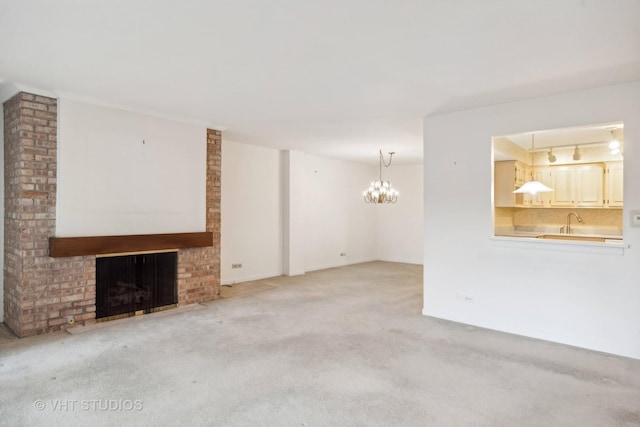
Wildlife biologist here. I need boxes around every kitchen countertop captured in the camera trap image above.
[495,231,623,244]
[502,231,622,239]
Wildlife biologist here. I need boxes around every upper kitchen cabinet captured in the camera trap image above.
[576,164,605,207]
[494,160,528,207]
[549,166,574,206]
[550,164,604,207]
[605,161,623,208]
[525,166,551,207]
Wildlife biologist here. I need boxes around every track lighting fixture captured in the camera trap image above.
[609,130,622,156]
[572,146,581,161]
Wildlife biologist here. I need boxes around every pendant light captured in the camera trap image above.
[513,134,554,195]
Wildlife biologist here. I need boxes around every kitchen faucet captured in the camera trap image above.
[565,212,583,234]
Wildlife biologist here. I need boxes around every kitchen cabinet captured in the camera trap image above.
[494,160,528,207]
[524,166,551,207]
[550,164,604,207]
[515,161,527,186]
[549,166,574,207]
[605,161,623,207]
[576,165,605,207]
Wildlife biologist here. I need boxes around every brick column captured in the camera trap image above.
[3,92,95,337]
[177,128,221,304]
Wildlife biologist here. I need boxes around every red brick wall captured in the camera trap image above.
[3,93,221,337]
[3,92,95,336]
[177,129,222,304]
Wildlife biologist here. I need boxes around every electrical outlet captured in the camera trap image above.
[456,293,474,303]
[340,252,347,257]
[231,263,242,269]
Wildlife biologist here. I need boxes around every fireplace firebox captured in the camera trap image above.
[96,252,178,319]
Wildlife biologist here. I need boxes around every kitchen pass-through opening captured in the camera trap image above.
[492,121,624,242]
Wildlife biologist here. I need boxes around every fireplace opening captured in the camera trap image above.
[96,252,178,320]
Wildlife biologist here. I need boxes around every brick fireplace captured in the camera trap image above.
[3,92,221,337]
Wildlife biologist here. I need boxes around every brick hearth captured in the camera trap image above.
[3,92,221,337]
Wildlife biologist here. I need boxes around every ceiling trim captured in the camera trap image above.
[0,81,57,104]
[1,79,226,131]
[55,89,227,131]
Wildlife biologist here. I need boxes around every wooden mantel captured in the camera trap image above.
[49,232,213,258]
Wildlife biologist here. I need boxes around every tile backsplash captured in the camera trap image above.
[496,207,623,236]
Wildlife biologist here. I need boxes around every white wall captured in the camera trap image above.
[423,81,640,359]
[376,164,423,264]
[282,150,306,276]
[220,145,385,282]
[57,99,206,236]
[303,153,377,271]
[221,141,283,284]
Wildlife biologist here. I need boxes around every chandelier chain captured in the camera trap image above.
[380,150,394,168]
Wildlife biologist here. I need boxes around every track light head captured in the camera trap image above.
[573,146,581,161]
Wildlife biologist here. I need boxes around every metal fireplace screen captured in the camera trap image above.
[96,252,177,319]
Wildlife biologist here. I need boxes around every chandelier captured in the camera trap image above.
[363,150,398,203]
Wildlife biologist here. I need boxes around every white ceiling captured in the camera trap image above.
[1,0,639,165]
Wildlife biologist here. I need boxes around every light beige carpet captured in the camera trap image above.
[1,261,639,427]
